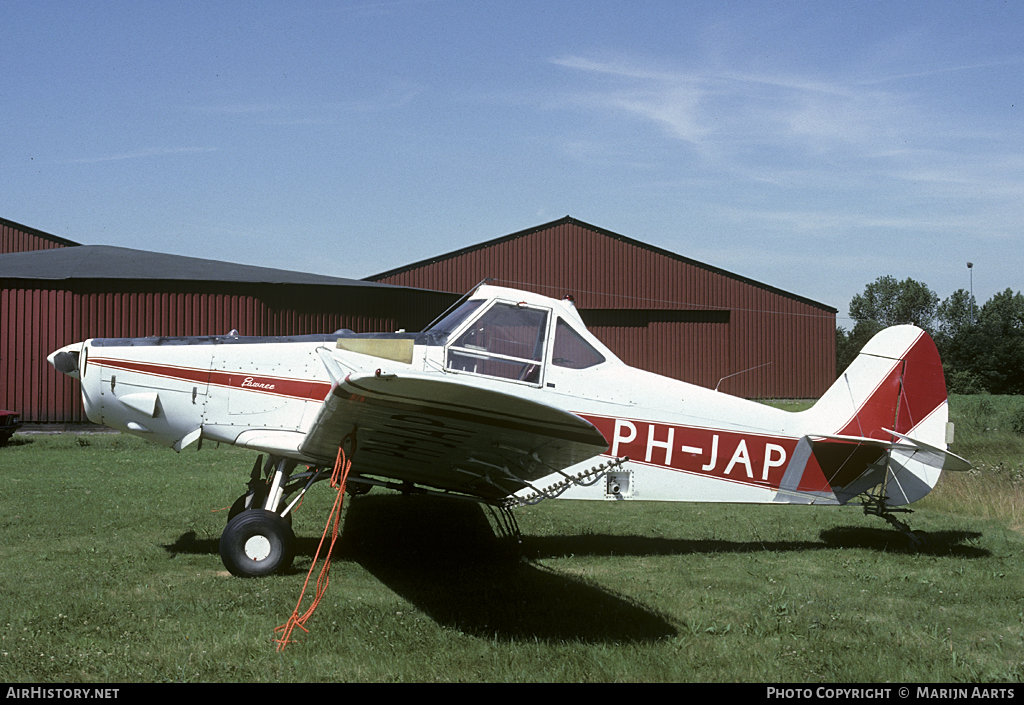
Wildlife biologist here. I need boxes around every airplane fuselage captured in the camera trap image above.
[49,285,956,509]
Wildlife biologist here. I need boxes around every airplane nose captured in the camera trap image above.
[48,343,83,379]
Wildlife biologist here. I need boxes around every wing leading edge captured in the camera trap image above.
[299,370,610,501]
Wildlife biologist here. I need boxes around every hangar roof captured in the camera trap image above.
[0,244,406,289]
[369,216,836,313]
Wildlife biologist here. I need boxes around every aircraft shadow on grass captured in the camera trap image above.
[527,526,989,560]
[163,494,988,643]
[333,494,678,644]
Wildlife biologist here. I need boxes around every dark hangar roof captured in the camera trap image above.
[369,215,837,313]
[0,244,407,289]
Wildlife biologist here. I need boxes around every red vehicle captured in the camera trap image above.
[0,410,22,445]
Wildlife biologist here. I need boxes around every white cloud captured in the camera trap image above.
[551,53,934,161]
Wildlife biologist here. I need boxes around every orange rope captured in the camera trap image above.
[273,440,353,651]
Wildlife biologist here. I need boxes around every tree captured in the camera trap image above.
[972,288,1024,394]
[935,288,977,343]
[934,288,983,394]
[848,275,939,332]
[933,288,978,393]
[838,275,938,376]
[839,277,1024,394]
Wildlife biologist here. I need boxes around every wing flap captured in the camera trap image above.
[299,371,609,501]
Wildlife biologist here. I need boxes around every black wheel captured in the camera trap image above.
[219,509,296,577]
[908,529,931,550]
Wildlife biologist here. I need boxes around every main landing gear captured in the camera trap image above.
[220,454,328,577]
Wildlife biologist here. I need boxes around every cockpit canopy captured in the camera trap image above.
[425,289,610,387]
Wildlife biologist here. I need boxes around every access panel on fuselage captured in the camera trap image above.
[208,342,330,432]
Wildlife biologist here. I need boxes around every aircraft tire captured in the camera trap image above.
[220,509,296,578]
[908,529,931,551]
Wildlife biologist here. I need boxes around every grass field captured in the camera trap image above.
[1,396,1023,682]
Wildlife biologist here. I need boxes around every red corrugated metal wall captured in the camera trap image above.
[371,219,836,398]
[1,218,78,254]
[1,280,455,423]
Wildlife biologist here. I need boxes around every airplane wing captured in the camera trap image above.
[298,369,610,502]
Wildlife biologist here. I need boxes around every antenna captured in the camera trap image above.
[715,362,772,392]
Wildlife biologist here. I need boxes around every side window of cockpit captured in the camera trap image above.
[446,303,549,383]
[552,318,606,369]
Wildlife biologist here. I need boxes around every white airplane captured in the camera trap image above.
[48,284,970,577]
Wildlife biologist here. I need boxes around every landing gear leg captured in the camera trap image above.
[227,455,269,521]
[227,455,300,522]
[262,457,298,514]
[862,491,930,550]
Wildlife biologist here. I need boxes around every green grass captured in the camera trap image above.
[1,398,1023,683]
[925,395,1024,533]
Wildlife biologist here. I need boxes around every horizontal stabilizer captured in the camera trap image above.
[808,431,971,472]
[885,429,972,472]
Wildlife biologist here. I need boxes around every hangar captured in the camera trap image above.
[1,217,456,424]
[370,216,837,399]
[2,215,836,425]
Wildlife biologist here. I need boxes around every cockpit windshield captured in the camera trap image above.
[445,301,549,384]
[424,299,485,337]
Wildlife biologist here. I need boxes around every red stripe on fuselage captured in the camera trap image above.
[91,357,212,386]
[579,413,811,491]
[91,357,332,401]
[577,333,948,497]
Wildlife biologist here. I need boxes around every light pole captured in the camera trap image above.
[967,262,974,323]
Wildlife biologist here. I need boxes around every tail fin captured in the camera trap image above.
[786,325,968,506]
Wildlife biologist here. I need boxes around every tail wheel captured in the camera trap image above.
[220,509,295,577]
[908,529,932,550]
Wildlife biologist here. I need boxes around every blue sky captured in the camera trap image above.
[4,0,1021,322]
